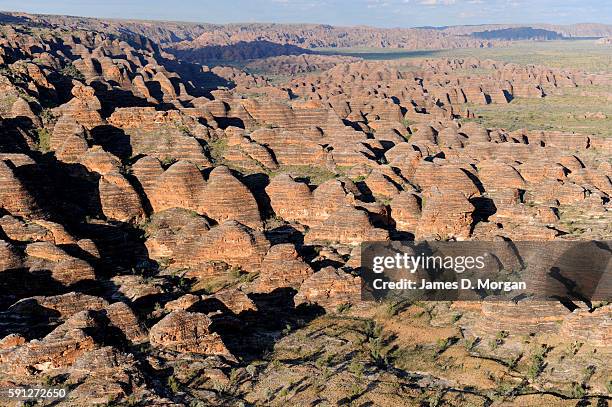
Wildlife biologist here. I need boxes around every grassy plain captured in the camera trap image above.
[463,85,612,137]
[319,40,612,72]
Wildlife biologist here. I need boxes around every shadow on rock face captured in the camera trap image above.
[0,296,62,339]
[90,80,152,117]
[90,125,132,160]
[167,40,313,65]
[0,117,36,153]
[209,287,325,363]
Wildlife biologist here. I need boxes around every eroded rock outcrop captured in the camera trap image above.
[149,311,232,356]
[255,244,314,293]
[294,267,361,311]
[304,206,389,245]
[0,160,39,218]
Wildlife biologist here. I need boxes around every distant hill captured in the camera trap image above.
[0,11,610,60]
[440,23,612,38]
[0,11,494,52]
[471,27,564,41]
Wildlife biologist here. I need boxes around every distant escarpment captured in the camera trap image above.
[168,40,314,63]
[471,27,564,41]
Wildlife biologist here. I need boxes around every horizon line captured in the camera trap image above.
[1,9,609,31]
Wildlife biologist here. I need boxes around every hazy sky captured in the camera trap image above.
[2,0,611,27]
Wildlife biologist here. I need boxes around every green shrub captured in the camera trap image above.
[464,337,478,351]
[167,375,181,394]
[451,313,462,323]
[160,157,177,168]
[507,353,522,370]
[336,302,352,313]
[35,128,51,152]
[527,345,548,380]
[385,299,411,317]
[436,337,454,354]
[60,63,85,81]
[40,108,56,125]
[348,359,364,376]
[570,382,586,399]
[206,137,228,163]
[401,118,412,128]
